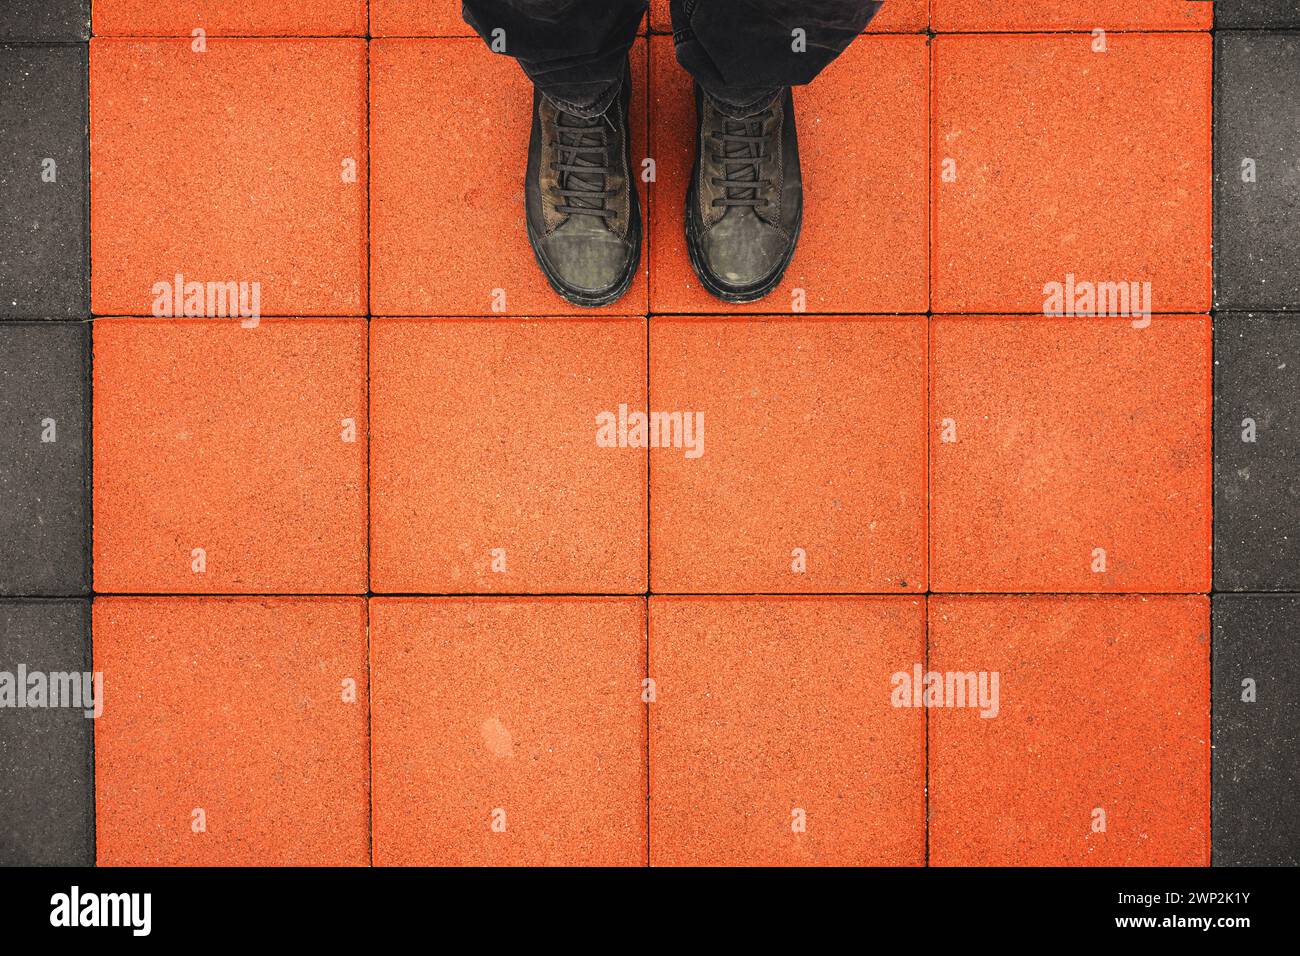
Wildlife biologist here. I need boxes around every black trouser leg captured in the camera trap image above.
[669,0,882,114]
[461,0,647,116]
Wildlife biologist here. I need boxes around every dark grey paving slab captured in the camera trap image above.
[1217,1,1300,28]
[0,599,94,866]
[0,1,88,41]
[1213,594,1300,866]
[1214,32,1300,311]
[0,322,90,596]
[1214,314,1300,591]
[0,44,88,319]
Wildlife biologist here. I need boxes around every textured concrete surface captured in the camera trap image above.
[650,35,928,314]
[930,316,1212,593]
[370,597,645,866]
[93,597,369,866]
[0,599,94,866]
[1214,31,1300,310]
[89,38,367,316]
[0,0,88,40]
[649,317,926,593]
[649,596,925,866]
[1215,0,1300,28]
[92,318,367,594]
[374,2,650,37]
[929,595,1210,866]
[370,37,648,316]
[369,319,647,594]
[1214,314,1300,591]
[932,33,1212,313]
[0,45,88,319]
[93,0,367,35]
[0,323,89,596]
[933,0,1211,30]
[370,0,473,36]
[1212,594,1300,866]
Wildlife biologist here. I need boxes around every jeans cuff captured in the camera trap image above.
[701,84,783,118]
[541,70,624,119]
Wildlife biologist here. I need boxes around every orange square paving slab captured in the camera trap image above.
[649,0,927,33]
[931,33,1211,314]
[928,595,1210,867]
[370,319,647,594]
[372,2,648,37]
[90,38,367,316]
[650,34,927,314]
[649,596,925,866]
[929,316,1211,593]
[649,317,926,593]
[92,1,367,35]
[371,597,646,866]
[370,38,648,316]
[370,0,471,35]
[93,318,367,594]
[932,1,1212,31]
[93,596,370,866]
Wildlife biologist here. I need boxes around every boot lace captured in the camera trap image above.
[710,108,774,209]
[551,109,616,219]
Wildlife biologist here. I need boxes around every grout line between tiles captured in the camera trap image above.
[643,38,652,869]
[68,310,1253,320]
[77,591,1226,599]
[75,29,1245,41]
[1206,8,1214,860]
[1204,629,1215,853]
[364,32,375,870]
[1207,15,1216,866]
[924,594,930,866]
[925,20,933,867]
[644,597,651,868]
[20,592,1288,602]
[81,30,96,869]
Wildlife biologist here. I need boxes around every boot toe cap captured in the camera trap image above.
[697,218,793,291]
[535,226,637,302]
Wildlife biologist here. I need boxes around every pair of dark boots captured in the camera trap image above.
[525,64,801,306]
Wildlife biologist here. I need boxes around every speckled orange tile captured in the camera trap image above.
[370,0,468,35]
[94,596,369,866]
[932,33,1211,313]
[649,317,926,593]
[932,0,1212,30]
[370,319,646,594]
[649,596,925,866]
[93,318,367,594]
[930,316,1211,593]
[372,1,648,37]
[370,38,648,315]
[649,34,927,314]
[371,597,645,866]
[649,0,927,33]
[90,38,367,316]
[928,595,1210,867]
[92,0,367,35]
